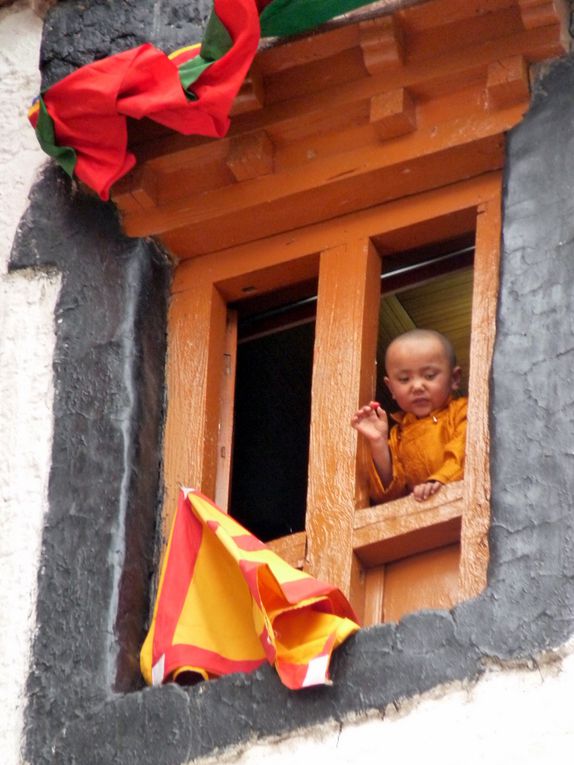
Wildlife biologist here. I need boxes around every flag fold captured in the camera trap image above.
[141,488,359,690]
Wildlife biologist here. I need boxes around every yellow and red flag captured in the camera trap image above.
[141,488,359,690]
[29,0,376,200]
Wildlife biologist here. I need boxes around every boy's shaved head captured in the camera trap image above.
[385,329,457,371]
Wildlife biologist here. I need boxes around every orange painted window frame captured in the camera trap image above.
[162,170,501,624]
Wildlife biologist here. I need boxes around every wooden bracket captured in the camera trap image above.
[231,63,265,116]
[359,16,405,75]
[114,164,159,211]
[370,88,417,141]
[485,55,530,110]
[226,130,274,182]
[518,0,570,29]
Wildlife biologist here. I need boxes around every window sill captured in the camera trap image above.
[267,480,463,575]
[353,480,464,566]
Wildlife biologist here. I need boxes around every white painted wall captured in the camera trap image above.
[0,2,60,763]
[206,642,574,765]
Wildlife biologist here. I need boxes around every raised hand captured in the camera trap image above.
[351,401,389,444]
[351,401,393,488]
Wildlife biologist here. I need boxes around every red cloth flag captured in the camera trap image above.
[30,0,260,199]
[29,0,376,200]
[141,488,359,690]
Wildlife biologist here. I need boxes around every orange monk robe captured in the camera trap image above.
[370,397,467,503]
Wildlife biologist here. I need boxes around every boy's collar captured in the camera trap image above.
[391,395,454,426]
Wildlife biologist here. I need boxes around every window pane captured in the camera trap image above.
[230,320,315,542]
[375,243,474,411]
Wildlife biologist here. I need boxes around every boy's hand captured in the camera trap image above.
[412,480,443,502]
[351,402,389,443]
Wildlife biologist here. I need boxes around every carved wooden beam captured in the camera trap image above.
[485,55,530,110]
[359,15,405,75]
[370,87,417,141]
[230,63,265,116]
[112,165,159,212]
[226,130,274,182]
[518,0,570,29]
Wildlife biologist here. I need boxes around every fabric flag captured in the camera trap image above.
[141,488,359,690]
[29,0,377,200]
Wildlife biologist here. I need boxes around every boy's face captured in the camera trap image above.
[384,335,461,419]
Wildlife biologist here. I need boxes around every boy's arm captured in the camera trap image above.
[368,428,409,502]
[370,431,393,488]
[352,403,414,503]
[351,403,393,487]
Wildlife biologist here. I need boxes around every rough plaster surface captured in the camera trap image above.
[0,3,59,765]
[11,161,171,763]
[0,0,44,263]
[209,644,574,765]
[5,1,574,763]
[40,0,211,88]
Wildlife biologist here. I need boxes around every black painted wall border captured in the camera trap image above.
[12,3,574,763]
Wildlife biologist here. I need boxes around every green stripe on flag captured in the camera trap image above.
[178,55,213,93]
[260,0,375,38]
[35,97,77,178]
[201,8,234,61]
[178,9,234,93]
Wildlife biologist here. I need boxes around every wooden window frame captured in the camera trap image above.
[108,0,568,628]
[162,170,501,624]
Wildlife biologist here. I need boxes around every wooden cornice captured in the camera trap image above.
[112,0,570,259]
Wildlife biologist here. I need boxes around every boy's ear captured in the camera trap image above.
[384,376,395,398]
[451,366,462,391]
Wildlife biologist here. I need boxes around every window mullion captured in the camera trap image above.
[214,309,238,512]
[304,238,381,596]
[163,278,228,537]
[460,191,502,598]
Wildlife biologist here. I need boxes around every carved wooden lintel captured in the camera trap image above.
[359,16,405,76]
[226,130,274,182]
[518,0,569,29]
[128,165,159,210]
[370,88,416,141]
[231,63,265,116]
[485,55,530,111]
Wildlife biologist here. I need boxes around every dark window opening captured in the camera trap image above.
[230,300,316,542]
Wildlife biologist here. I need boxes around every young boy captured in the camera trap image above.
[351,329,467,503]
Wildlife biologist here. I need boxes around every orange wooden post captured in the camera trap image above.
[460,190,502,598]
[162,275,228,539]
[304,239,381,595]
[363,567,385,626]
[214,310,238,512]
